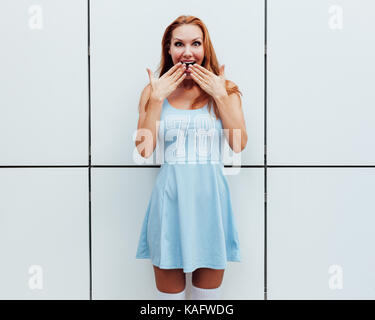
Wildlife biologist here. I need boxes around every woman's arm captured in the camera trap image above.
[214,81,248,153]
[135,84,164,158]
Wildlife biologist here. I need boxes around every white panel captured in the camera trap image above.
[91,168,263,299]
[268,0,375,164]
[0,0,88,165]
[268,168,375,299]
[90,0,263,166]
[91,168,157,300]
[0,169,90,299]
[225,168,264,299]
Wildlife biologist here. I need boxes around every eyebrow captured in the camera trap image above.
[173,37,202,41]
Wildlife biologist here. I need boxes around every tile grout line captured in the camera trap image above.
[87,0,93,301]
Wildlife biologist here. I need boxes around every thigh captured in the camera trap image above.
[153,265,186,293]
[192,268,225,289]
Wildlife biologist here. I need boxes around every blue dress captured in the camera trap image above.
[135,98,241,273]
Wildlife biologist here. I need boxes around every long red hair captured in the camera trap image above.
[146,15,242,120]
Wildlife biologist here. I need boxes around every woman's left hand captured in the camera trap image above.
[189,64,228,99]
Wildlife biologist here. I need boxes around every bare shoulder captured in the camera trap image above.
[225,79,242,108]
[226,79,237,89]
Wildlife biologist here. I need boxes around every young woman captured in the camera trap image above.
[135,15,248,300]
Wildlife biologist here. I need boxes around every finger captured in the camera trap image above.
[190,65,208,81]
[171,66,186,81]
[160,63,182,80]
[191,64,210,75]
[174,72,187,86]
[190,68,207,84]
[189,71,203,86]
[170,63,186,79]
[162,62,183,78]
[146,68,152,82]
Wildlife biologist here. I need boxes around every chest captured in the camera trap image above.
[168,91,207,110]
[162,113,220,132]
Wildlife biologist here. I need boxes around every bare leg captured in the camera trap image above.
[153,265,186,293]
[192,268,225,289]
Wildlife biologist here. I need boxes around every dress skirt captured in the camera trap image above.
[135,162,241,273]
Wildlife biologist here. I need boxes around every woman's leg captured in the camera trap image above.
[191,268,225,300]
[153,265,186,299]
[192,267,224,288]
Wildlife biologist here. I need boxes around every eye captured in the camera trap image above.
[174,41,201,47]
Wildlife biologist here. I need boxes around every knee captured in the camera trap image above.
[156,283,186,294]
[192,280,221,289]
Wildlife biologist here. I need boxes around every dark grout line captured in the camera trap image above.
[264,0,267,301]
[87,0,92,301]
[1,165,374,168]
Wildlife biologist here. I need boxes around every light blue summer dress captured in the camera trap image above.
[135,98,241,273]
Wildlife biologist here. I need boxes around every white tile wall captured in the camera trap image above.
[1,0,374,300]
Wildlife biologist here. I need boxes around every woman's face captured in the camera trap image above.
[168,24,205,78]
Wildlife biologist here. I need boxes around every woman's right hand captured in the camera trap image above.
[146,62,187,101]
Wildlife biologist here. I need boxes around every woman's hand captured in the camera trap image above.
[146,63,187,101]
[188,64,228,99]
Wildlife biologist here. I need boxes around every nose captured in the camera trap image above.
[183,45,194,56]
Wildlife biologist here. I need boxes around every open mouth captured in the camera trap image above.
[182,61,196,73]
[181,61,196,68]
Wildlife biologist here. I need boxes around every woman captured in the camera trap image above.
[135,15,248,300]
